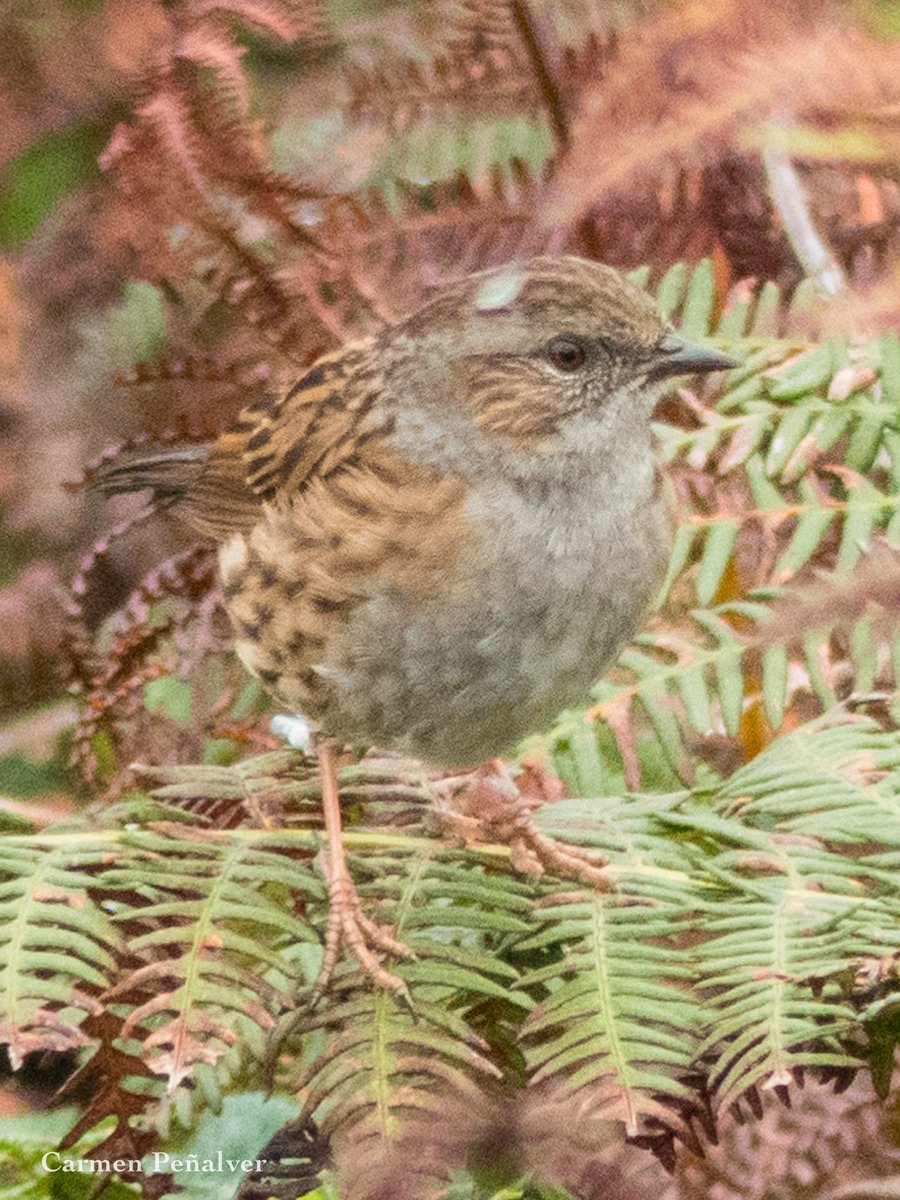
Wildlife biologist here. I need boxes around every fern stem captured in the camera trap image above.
[589,894,638,1134]
[686,491,900,528]
[3,827,510,857]
[510,0,570,151]
[1,827,695,881]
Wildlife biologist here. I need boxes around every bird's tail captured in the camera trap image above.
[92,444,211,502]
[90,436,259,539]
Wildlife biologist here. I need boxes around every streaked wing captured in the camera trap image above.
[183,337,385,537]
[213,339,471,724]
[238,339,386,501]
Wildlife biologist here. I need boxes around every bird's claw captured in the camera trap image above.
[437,759,612,891]
[310,862,412,1006]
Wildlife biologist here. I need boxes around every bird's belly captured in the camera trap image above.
[318,489,670,766]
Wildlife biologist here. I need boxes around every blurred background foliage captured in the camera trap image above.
[3,1,900,1197]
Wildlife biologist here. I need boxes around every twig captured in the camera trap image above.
[762,138,846,297]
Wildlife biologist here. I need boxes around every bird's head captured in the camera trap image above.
[391,255,736,464]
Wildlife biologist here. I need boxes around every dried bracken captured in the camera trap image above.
[3,1,900,1197]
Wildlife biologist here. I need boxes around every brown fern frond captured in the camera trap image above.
[0,563,66,716]
[69,543,221,790]
[547,4,900,229]
[65,504,172,699]
[445,0,523,59]
[140,70,306,258]
[109,355,266,400]
[345,49,536,130]
[99,0,339,374]
[190,0,329,44]
[57,1010,166,1193]
[343,0,611,137]
[675,1077,900,1199]
[341,0,533,128]
[187,83,329,249]
[310,162,553,323]
[176,24,251,116]
[137,74,210,198]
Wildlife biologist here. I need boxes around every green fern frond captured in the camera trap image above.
[518,891,704,1138]
[714,711,900,849]
[518,793,703,1140]
[292,985,500,1135]
[535,262,900,786]
[551,592,896,787]
[656,262,896,483]
[103,831,322,1095]
[286,858,517,1195]
[352,848,533,993]
[131,750,437,828]
[3,711,900,1174]
[0,838,123,1068]
[662,715,900,1110]
[550,603,758,781]
[694,882,862,1110]
[656,463,900,607]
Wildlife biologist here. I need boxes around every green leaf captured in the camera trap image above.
[144,677,193,724]
[0,122,108,249]
[845,412,888,472]
[765,407,813,477]
[766,343,835,399]
[761,644,788,730]
[655,521,697,606]
[520,887,704,1138]
[656,263,687,323]
[880,332,900,405]
[0,839,123,1067]
[750,281,781,335]
[773,500,836,579]
[679,260,715,337]
[696,518,739,605]
[163,1093,301,1200]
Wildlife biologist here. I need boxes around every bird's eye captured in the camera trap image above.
[546,337,587,373]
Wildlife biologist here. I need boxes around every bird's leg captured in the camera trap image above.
[311,739,412,1003]
[437,759,612,890]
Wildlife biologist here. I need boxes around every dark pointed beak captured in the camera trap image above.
[647,334,739,382]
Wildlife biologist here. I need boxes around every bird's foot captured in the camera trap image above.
[437,759,611,890]
[310,739,413,1005]
[311,857,413,1005]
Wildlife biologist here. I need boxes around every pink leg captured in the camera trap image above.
[311,741,412,1003]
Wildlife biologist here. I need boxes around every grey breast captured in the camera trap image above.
[324,455,669,768]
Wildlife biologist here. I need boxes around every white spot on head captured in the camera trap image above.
[474,270,524,314]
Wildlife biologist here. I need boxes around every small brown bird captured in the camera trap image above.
[98,255,735,994]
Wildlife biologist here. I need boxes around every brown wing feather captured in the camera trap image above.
[181,337,384,538]
[180,431,260,539]
[219,438,471,724]
[197,340,474,723]
[238,339,382,501]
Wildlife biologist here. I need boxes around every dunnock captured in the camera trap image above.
[98,255,736,994]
